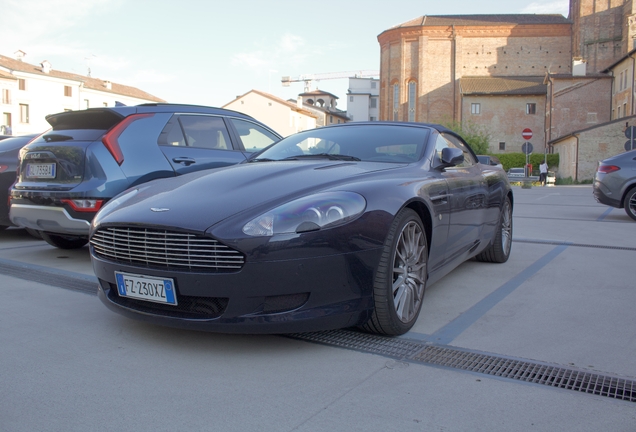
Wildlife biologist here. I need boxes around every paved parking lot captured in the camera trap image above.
[1,185,634,431]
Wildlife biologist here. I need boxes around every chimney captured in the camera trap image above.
[297,96,303,109]
[104,80,112,90]
[572,58,586,76]
[14,50,26,61]
[41,60,52,74]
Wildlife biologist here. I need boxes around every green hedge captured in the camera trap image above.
[488,153,559,173]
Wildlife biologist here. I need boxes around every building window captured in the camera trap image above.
[18,79,26,90]
[624,102,628,116]
[2,89,10,104]
[370,116,376,121]
[64,85,72,97]
[471,103,481,115]
[370,97,377,108]
[3,112,11,129]
[408,81,416,122]
[526,103,536,115]
[330,115,333,123]
[371,81,377,89]
[392,84,399,121]
[499,142,506,151]
[349,96,354,102]
[84,99,90,109]
[103,102,108,107]
[19,104,29,123]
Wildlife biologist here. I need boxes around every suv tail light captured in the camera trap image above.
[61,199,104,212]
[102,113,154,165]
[597,164,620,174]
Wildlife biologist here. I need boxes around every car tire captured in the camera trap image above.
[361,208,427,336]
[624,187,636,221]
[475,196,513,263]
[41,232,88,249]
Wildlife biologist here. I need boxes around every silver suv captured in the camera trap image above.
[593,149,636,221]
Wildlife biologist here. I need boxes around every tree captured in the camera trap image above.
[441,118,491,155]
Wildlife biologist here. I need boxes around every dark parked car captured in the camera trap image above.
[593,149,636,221]
[0,134,38,229]
[477,155,503,170]
[90,122,513,336]
[9,104,282,248]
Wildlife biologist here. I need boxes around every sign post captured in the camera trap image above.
[625,126,636,151]
[521,129,533,176]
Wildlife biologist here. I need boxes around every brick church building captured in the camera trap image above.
[377,0,636,176]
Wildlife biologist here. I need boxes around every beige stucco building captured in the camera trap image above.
[0,51,164,136]
[223,89,317,137]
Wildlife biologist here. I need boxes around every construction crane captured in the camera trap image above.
[281,70,379,92]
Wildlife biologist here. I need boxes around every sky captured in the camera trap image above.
[0,0,570,109]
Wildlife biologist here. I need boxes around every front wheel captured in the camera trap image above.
[361,208,428,336]
[41,232,88,249]
[624,188,636,221]
[476,196,513,263]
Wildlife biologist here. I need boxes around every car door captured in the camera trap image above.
[158,114,248,175]
[433,132,489,263]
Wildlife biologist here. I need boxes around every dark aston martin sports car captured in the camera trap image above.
[90,122,513,335]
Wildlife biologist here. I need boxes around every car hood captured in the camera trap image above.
[93,160,404,232]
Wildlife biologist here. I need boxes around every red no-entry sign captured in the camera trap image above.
[522,128,533,140]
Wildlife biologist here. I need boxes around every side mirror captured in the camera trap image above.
[440,147,464,167]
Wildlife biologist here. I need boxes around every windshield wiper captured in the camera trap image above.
[282,153,361,162]
[248,157,277,163]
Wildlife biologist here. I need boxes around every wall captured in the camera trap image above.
[462,94,546,153]
[378,21,571,123]
[347,78,379,121]
[224,91,316,137]
[547,75,612,143]
[552,115,636,180]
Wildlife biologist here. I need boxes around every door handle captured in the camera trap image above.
[172,157,196,166]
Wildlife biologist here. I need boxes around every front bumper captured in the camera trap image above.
[10,203,91,235]
[92,247,382,334]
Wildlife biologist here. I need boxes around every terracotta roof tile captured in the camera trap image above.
[460,76,547,95]
[0,54,164,102]
[393,14,570,28]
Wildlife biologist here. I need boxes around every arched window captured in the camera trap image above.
[408,81,416,122]
[392,83,399,121]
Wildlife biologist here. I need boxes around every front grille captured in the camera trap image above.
[91,227,245,272]
[106,282,228,319]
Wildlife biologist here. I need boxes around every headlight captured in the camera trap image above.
[242,191,366,236]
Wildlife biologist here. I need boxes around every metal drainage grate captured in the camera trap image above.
[287,330,636,403]
[286,329,423,359]
[413,345,636,403]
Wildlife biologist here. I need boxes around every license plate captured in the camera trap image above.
[26,163,56,179]
[115,272,177,305]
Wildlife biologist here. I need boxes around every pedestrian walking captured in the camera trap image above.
[539,160,548,186]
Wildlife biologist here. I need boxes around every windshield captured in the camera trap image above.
[252,125,430,163]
